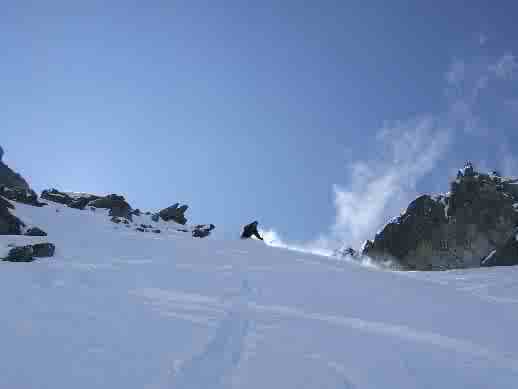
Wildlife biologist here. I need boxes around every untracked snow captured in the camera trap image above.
[1,201,518,388]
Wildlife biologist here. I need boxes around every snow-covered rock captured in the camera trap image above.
[363,165,518,269]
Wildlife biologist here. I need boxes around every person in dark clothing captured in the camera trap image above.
[241,221,263,240]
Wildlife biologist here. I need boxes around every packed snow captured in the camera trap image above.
[1,201,518,388]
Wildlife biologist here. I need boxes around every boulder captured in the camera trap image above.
[159,203,188,224]
[25,227,48,237]
[89,194,132,220]
[152,229,161,234]
[363,164,518,270]
[0,195,25,235]
[4,245,34,262]
[192,224,215,238]
[32,243,55,258]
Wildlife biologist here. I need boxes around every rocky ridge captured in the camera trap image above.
[361,163,518,269]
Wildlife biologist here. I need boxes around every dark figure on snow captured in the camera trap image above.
[241,221,263,240]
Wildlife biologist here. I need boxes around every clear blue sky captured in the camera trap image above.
[2,1,518,247]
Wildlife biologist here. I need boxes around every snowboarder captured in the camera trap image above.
[241,221,264,240]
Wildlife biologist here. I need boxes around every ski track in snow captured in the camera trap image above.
[3,201,518,388]
[168,281,252,389]
[134,285,518,382]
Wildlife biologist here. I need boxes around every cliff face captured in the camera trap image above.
[362,164,518,270]
[0,146,30,190]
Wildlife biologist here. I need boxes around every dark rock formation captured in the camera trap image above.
[481,227,518,267]
[192,224,215,238]
[2,243,56,262]
[89,194,132,220]
[41,189,100,210]
[4,245,34,262]
[41,189,73,205]
[151,214,159,222]
[0,186,46,207]
[158,203,188,224]
[32,243,55,258]
[152,229,161,234]
[69,197,91,210]
[25,227,48,237]
[0,146,30,190]
[0,196,25,235]
[362,163,518,270]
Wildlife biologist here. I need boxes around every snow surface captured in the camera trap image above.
[2,201,518,388]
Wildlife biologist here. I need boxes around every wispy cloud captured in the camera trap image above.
[265,47,518,258]
[332,116,451,247]
[489,53,517,79]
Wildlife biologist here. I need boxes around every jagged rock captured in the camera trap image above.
[0,146,30,190]
[192,224,215,238]
[481,228,518,267]
[89,194,132,220]
[0,196,25,235]
[32,243,55,258]
[158,203,188,224]
[132,209,141,216]
[41,189,73,205]
[41,189,99,210]
[140,224,153,229]
[0,186,46,207]
[110,216,122,224]
[363,163,518,270]
[4,245,34,262]
[69,197,91,210]
[152,229,161,234]
[25,227,48,237]
[136,227,146,232]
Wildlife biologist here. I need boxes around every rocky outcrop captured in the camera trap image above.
[0,196,25,235]
[2,242,56,262]
[41,189,100,209]
[3,245,34,262]
[24,227,48,237]
[158,203,188,224]
[41,189,74,205]
[192,224,215,238]
[0,146,30,190]
[481,228,518,267]
[32,243,56,258]
[0,186,46,207]
[362,163,518,270]
[89,194,132,220]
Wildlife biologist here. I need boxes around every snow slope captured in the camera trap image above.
[1,201,518,388]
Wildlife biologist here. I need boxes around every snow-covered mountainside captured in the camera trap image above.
[2,200,518,388]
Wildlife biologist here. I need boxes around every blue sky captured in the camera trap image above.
[2,1,518,248]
